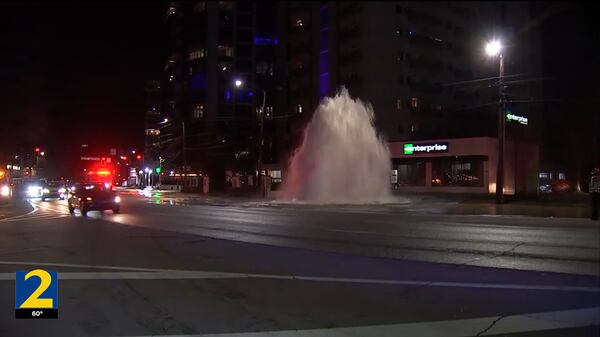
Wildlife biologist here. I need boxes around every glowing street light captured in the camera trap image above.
[485,39,502,57]
[234,79,243,88]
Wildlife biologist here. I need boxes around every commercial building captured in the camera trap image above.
[389,137,539,194]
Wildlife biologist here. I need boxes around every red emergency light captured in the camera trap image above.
[34,147,41,153]
[97,169,111,177]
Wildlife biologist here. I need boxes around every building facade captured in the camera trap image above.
[156,1,285,190]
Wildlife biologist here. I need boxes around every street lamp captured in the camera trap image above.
[233,79,267,190]
[486,39,505,204]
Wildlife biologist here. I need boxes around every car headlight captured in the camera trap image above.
[42,188,50,194]
[58,188,66,194]
[0,185,9,197]
[86,197,93,201]
[114,196,121,203]
[27,186,41,197]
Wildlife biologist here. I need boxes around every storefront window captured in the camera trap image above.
[396,161,426,186]
[432,158,483,187]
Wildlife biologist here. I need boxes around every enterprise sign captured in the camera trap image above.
[404,142,449,155]
[506,113,528,125]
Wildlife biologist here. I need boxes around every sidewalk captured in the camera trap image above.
[395,191,593,219]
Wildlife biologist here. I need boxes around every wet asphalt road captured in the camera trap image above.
[0,192,597,336]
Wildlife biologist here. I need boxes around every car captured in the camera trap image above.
[67,183,121,216]
[41,181,68,201]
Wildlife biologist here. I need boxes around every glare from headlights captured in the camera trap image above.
[86,197,93,201]
[27,185,41,197]
[58,187,66,193]
[42,188,50,194]
[1,185,9,197]
[114,196,121,203]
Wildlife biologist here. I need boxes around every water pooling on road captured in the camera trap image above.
[281,88,392,204]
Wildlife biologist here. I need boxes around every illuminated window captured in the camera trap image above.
[297,104,303,114]
[218,45,234,57]
[189,48,205,60]
[396,99,402,110]
[411,97,418,108]
[193,105,204,119]
[169,75,174,82]
[194,2,206,13]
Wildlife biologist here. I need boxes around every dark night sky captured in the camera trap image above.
[0,2,166,176]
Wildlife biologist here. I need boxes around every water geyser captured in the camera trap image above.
[281,88,391,203]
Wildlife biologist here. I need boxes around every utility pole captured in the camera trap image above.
[257,89,266,191]
[182,121,187,190]
[182,121,187,170]
[496,54,505,204]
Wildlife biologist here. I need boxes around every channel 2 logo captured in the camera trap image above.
[15,269,58,319]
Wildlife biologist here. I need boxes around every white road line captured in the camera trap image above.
[0,262,598,292]
[119,306,600,337]
[0,202,38,222]
[0,214,68,223]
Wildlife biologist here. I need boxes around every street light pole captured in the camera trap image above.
[233,79,267,192]
[496,53,505,204]
[486,39,506,204]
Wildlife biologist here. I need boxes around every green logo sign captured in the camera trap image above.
[506,111,528,125]
[403,142,448,155]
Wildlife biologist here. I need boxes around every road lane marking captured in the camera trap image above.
[0,261,598,292]
[118,306,600,337]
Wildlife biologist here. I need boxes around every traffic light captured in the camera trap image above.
[136,154,142,160]
[34,147,41,154]
[155,167,161,174]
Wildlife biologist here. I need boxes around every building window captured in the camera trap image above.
[432,158,484,187]
[167,6,176,16]
[256,62,272,75]
[193,105,204,119]
[297,104,303,114]
[411,97,418,108]
[269,170,282,183]
[189,48,205,60]
[295,19,304,27]
[169,75,174,82]
[194,2,206,13]
[396,99,402,110]
[218,45,234,57]
[395,162,426,186]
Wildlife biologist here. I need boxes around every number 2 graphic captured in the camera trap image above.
[20,269,54,308]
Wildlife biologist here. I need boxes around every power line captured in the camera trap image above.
[443,73,525,87]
